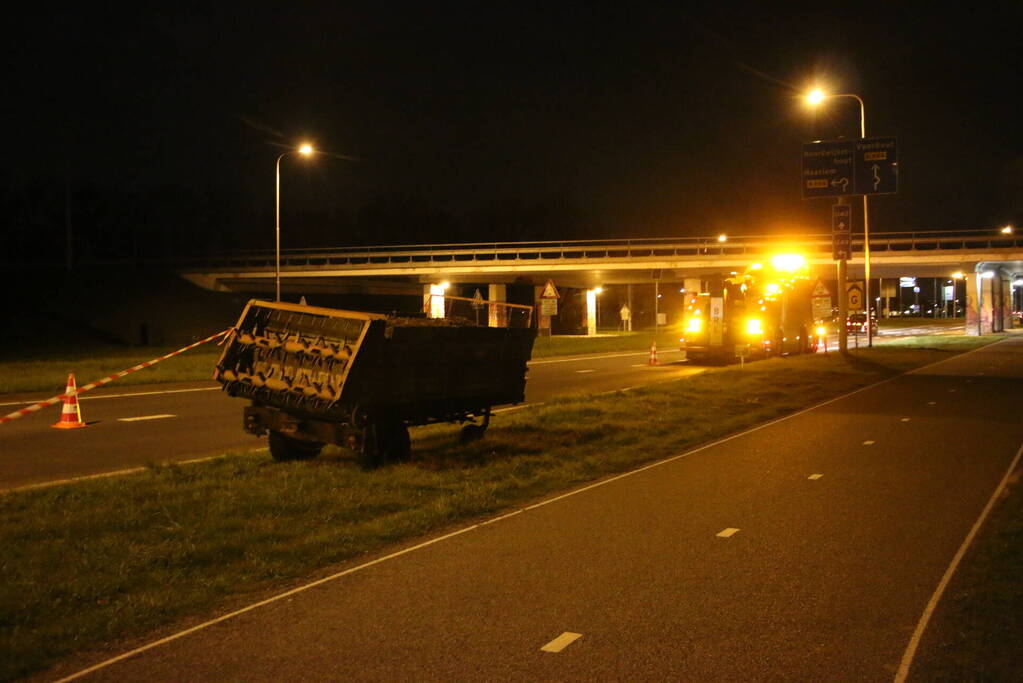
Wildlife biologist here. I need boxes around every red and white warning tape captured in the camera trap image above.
[0,328,232,426]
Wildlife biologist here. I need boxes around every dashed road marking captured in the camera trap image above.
[631,363,648,367]
[118,414,176,422]
[808,474,823,480]
[949,389,957,393]
[901,418,911,422]
[541,632,582,653]
[575,369,596,374]
[716,527,740,538]
[863,440,875,446]
[927,401,936,406]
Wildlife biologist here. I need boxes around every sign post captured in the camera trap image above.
[539,280,559,336]
[804,135,898,352]
[833,203,851,352]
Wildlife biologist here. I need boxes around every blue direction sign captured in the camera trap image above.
[853,137,898,195]
[802,141,854,198]
[802,137,898,198]
[832,203,852,260]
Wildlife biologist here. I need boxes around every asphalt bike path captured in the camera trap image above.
[53,337,1023,681]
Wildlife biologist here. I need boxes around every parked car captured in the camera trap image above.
[846,312,878,335]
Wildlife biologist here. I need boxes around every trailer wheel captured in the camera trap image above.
[268,430,323,462]
[357,416,410,469]
[459,424,486,443]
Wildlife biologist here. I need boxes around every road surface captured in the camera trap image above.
[0,349,697,490]
[50,335,1023,681]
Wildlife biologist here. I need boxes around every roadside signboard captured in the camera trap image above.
[539,279,559,317]
[832,204,852,260]
[802,137,898,198]
[847,281,865,311]
[541,280,559,299]
[811,278,832,319]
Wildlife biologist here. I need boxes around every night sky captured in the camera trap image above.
[4,3,1021,259]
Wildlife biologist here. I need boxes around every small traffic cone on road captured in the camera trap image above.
[52,373,86,429]
[649,341,658,365]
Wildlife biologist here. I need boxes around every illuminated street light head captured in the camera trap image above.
[593,286,603,294]
[298,143,314,156]
[951,271,964,279]
[806,89,826,106]
[717,234,727,243]
[771,253,807,273]
[1001,225,1013,234]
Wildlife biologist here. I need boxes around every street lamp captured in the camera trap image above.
[275,143,315,301]
[1001,225,1014,234]
[806,89,874,348]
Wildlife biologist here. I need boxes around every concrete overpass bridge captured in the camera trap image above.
[179,229,1023,335]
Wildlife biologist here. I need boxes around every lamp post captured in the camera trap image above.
[806,90,874,348]
[275,143,314,301]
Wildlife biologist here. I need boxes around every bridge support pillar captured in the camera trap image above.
[488,284,507,327]
[966,265,1011,335]
[424,284,445,319]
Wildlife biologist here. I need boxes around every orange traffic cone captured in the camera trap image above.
[52,373,86,429]
[649,341,658,365]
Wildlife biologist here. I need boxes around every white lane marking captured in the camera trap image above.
[0,386,219,407]
[60,338,1009,682]
[493,403,542,415]
[118,414,176,423]
[575,369,596,374]
[901,418,911,422]
[630,363,648,367]
[2,456,234,492]
[863,440,875,446]
[540,632,583,653]
[716,528,740,538]
[927,401,936,406]
[949,389,957,393]
[896,442,1023,682]
[808,474,823,480]
[529,350,681,366]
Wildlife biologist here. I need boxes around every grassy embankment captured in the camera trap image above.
[0,335,1004,680]
[0,330,682,395]
[906,458,1023,681]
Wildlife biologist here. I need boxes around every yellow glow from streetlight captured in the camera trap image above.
[593,286,603,294]
[951,271,964,279]
[717,234,727,243]
[298,143,314,156]
[749,262,763,270]
[439,281,450,290]
[1001,225,1013,234]
[806,89,826,106]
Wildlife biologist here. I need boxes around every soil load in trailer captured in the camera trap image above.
[214,300,536,467]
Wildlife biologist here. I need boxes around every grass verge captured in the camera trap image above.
[0,336,1003,680]
[906,459,1023,681]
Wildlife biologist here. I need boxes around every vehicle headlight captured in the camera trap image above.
[746,318,763,335]
[686,317,703,333]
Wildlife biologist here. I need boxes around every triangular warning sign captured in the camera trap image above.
[471,288,484,308]
[811,278,830,298]
[541,279,559,299]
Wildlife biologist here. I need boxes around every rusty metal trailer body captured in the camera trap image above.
[214,300,535,466]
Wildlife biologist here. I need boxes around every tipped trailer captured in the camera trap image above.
[214,300,536,467]
[680,258,823,364]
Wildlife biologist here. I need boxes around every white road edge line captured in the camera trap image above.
[540,631,583,653]
[0,386,219,407]
[117,414,176,422]
[808,474,823,480]
[575,369,596,374]
[895,441,1023,683]
[716,528,740,538]
[528,349,680,365]
[57,336,1010,682]
[1,455,237,495]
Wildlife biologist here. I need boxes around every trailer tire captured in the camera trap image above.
[460,424,486,443]
[357,416,410,469]
[268,430,323,462]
